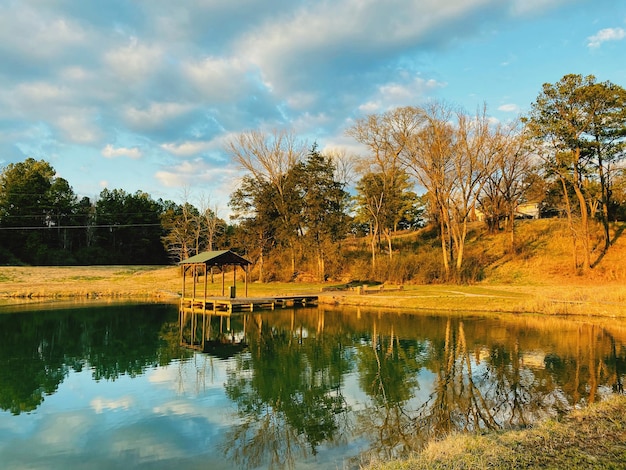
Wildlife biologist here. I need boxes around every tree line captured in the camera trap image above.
[1,74,625,280]
[0,158,230,265]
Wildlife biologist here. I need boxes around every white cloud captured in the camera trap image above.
[15,82,69,103]
[154,170,186,188]
[236,0,486,96]
[587,27,626,48]
[182,56,253,101]
[0,4,86,60]
[155,159,235,186]
[90,396,134,414]
[497,103,520,113]
[102,144,143,159]
[154,158,239,212]
[123,102,194,131]
[358,76,445,113]
[104,37,164,83]
[161,141,212,157]
[57,113,102,144]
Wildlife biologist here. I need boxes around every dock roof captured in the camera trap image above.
[179,250,251,267]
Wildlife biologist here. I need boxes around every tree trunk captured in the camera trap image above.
[455,218,468,275]
[597,153,611,251]
[370,221,379,269]
[384,228,393,260]
[572,156,591,271]
[317,250,325,282]
[439,209,450,280]
[559,176,579,270]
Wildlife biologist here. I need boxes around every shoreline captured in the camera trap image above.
[1,265,626,316]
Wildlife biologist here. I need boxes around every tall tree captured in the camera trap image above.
[448,105,497,274]
[401,101,456,279]
[354,171,417,266]
[161,201,200,262]
[479,120,536,250]
[583,80,626,249]
[94,189,166,264]
[526,74,626,269]
[295,145,350,281]
[0,158,78,263]
[226,129,306,277]
[347,107,424,262]
[229,176,281,282]
[402,102,498,280]
[198,195,224,252]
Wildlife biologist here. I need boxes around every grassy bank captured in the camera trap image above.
[366,394,626,470]
[1,264,626,316]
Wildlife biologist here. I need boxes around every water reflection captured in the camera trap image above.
[179,306,626,467]
[0,303,625,469]
[0,303,185,415]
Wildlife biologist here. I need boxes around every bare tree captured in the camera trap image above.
[481,120,536,251]
[403,102,498,280]
[226,129,307,276]
[197,194,223,252]
[402,101,456,279]
[448,105,497,274]
[161,188,201,262]
[348,107,424,262]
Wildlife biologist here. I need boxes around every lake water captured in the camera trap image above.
[0,301,625,469]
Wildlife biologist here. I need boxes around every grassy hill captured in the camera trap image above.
[379,218,626,286]
[1,219,624,315]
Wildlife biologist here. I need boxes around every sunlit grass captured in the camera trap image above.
[1,264,625,316]
[366,395,626,470]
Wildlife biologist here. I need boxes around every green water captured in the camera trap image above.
[0,302,624,469]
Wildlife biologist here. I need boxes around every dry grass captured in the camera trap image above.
[1,220,625,316]
[1,265,625,316]
[367,395,626,470]
[0,265,182,300]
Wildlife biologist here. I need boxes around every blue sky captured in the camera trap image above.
[1,0,625,213]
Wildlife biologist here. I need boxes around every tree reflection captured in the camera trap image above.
[351,315,626,462]
[354,321,426,460]
[2,302,625,467]
[214,310,626,466]
[222,310,351,469]
[0,304,184,414]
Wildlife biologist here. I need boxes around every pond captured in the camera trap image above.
[0,301,625,469]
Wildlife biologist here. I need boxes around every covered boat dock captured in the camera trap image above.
[178,250,318,313]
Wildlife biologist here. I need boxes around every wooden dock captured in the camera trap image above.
[180,294,318,313]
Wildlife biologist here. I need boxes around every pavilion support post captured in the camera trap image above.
[222,268,225,296]
[181,266,186,300]
[203,266,208,309]
[192,265,197,299]
[233,265,237,298]
[245,265,248,297]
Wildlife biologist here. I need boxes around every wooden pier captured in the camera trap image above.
[180,294,319,314]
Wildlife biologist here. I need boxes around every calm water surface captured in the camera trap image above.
[0,301,625,469]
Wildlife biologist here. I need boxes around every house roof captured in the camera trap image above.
[179,250,251,267]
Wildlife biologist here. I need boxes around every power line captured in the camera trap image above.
[0,223,163,231]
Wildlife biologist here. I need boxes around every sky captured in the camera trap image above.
[1,0,625,214]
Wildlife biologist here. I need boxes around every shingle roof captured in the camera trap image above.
[179,250,251,267]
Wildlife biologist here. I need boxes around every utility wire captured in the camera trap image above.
[0,223,163,230]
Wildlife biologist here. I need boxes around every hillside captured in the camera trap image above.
[1,218,625,316]
[381,218,626,286]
